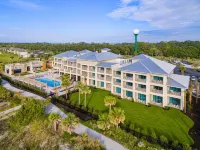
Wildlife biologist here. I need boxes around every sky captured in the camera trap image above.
[0,0,200,43]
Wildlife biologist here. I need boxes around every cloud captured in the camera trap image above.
[9,0,41,10]
[108,0,200,28]
[120,0,134,5]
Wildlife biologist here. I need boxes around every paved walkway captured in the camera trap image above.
[1,80,44,100]
[1,79,127,150]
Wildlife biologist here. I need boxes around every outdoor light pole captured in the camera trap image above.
[133,29,140,55]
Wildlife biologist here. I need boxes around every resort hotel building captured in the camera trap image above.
[53,49,190,110]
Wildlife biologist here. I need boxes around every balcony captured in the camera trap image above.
[89,73,95,79]
[124,76,133,81]
[98,68,105,73]
[89,67,95,72]
[82,66,88,71]
[152,80,163,84]
[114,81,121,86]
[151,88,163,94]
[98,76,104,80]
[136,87,146,92]
[77,70,80,75]
[106,69,112,74]
[82,72,87,77]
[106,76,112,82]
[168,91,181,96]
[168,103,180,109]
[136,78,146,83]
[150,100,162,106]
[106,84,111,91]
[77,64,81,68]
[71,69,76,74]
[124,85,133,89]
[135,99,146,104]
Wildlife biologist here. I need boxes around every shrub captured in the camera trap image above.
[183,144,192,150]
[163,106,170,110]
[172,140,179,148]
[160,135,168,144]
[151,131,157,143]
[146,103,151,107]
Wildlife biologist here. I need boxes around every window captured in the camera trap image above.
[138,75,146,79]
[169,97,180,105]
[116,71,121,75]
[101,75,104,78]
[138,84,146,88]
[126,82,133,86]
[170,87,181,92]
[92,73,95,76]
[93,66,95,70]
[126,91,133,97]
[101,82,104,87]
[153,95,163,103]
[153,76,163,81]
[100,67,104,71]
[154,86,163,90]
[116,87,121,94]
[116,79,121,83]
[138,93,146,101]
[126,73,133,77]
[93,80,95,85]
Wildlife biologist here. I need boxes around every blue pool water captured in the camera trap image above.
[36,78,61,87]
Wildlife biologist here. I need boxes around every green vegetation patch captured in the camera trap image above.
[69,88,194,145]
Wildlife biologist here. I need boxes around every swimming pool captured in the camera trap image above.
[36,78,61,87]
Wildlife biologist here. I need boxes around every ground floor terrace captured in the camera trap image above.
[69,87,194,145]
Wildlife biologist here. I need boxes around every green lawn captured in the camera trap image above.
[0,51,29,63]
[70,88,194,145]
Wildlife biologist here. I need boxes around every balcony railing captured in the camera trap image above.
[114,82,121,86]
[89,67,95,71]
[124,76,133,81]
[150,101,162,106]
[89,75,95,79]
[106,77,112,82]
[168,103,180,109]
[98,76,104,80]
[114,74,121,78]
[72,70,76,74]
[106,70,112,74]
[77,70,80,75]
[151,88,163,94]
[136,87,146,92]
[124,85,133,89]
[135,99,146,104]
[82,72,87,77]
[77,64,81,68]
[136,78,146,83]
[98,69,104,73]
[168,91,181,96]
[152,80,163,84]
[106,86,111,91]
[82,67,88,71]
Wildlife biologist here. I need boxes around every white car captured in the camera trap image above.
[191,76,196,81]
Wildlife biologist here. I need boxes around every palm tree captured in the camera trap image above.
[189,81,194,105]
[104,96,116,112]
[196,81,199,104]
[81,86,91,108]
[180,65,186,75]
[97,113,111,131]
[108,107,125,128]
[61,73,71,99]
[61,113,79,134]
[48,113,61,132]
[75,81,84,105]
[184,90,187,113]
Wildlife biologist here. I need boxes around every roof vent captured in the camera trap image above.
[101,48,111,53]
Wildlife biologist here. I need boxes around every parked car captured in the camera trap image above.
[191,76,196,81]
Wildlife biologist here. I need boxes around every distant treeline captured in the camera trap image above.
[0,41,200,58]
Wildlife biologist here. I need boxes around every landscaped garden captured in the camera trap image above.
[69,87,194,145]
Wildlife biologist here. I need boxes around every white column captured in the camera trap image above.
[146,74,151,105]
[162,76,168,107]
[180,89,185,110]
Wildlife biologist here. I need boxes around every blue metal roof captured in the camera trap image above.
[77,52,120,62]
[54,50,79,58]
[97,62,117,68]
[119,61,150,73]
[79,49,92,54]
[167,74,190,89]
